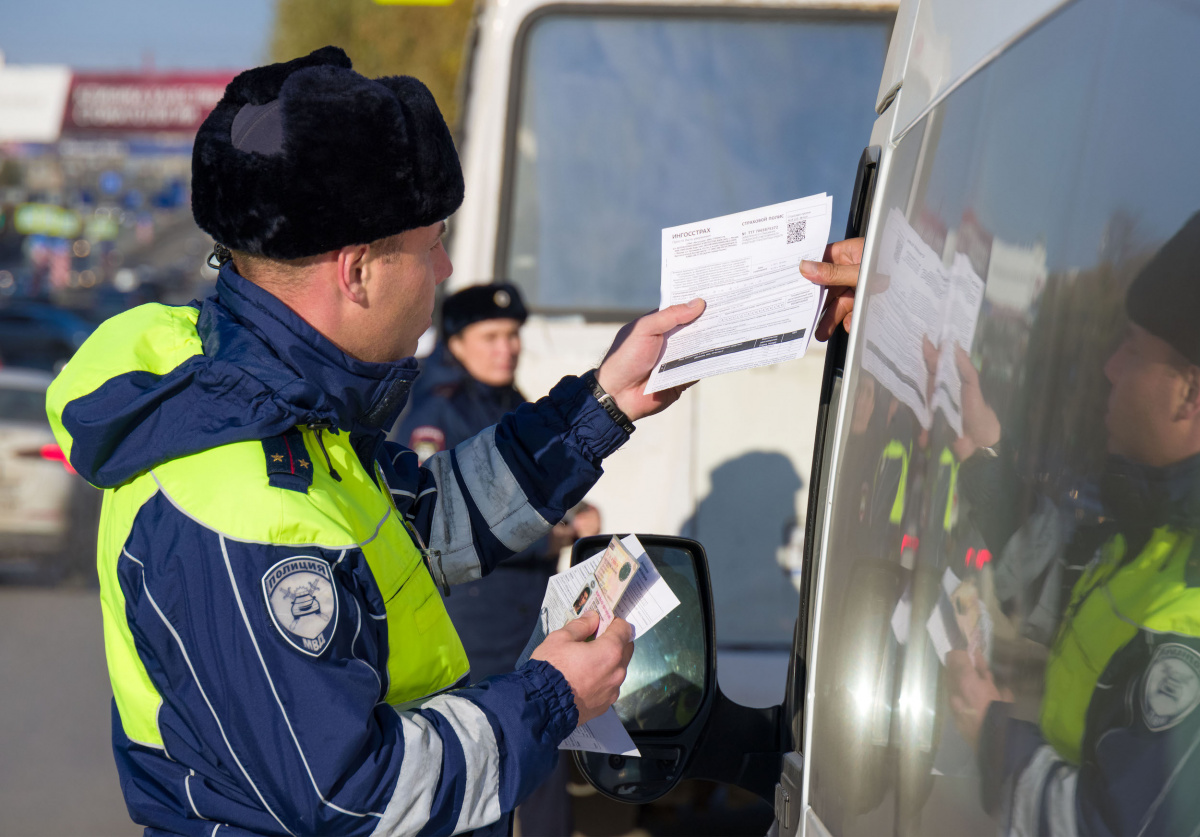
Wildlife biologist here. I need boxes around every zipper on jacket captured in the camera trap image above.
[372,460,450,598]
[402,516,451,598]
[308,422,342,482]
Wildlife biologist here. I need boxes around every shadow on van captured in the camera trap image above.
[681,451,802,709]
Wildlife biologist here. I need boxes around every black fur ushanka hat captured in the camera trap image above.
[1126,210,1200,366]
[192,46,464,259]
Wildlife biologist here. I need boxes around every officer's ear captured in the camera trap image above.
[335,244,370,306]
[1176,364,1200,421]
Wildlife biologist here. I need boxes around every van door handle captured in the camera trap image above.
[845,145,881,239]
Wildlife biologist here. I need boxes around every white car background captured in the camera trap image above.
[0,367,100,583]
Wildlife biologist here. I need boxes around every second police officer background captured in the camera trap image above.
[397,282,600,835]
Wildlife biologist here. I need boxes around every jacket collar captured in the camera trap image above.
[1102,451,1200,534]
[199,265,420,433]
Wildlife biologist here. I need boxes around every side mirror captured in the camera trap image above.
[570,534,785,805]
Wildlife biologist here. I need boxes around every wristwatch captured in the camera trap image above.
[583,369,636,435]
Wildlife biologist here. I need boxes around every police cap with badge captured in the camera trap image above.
[441,283,529,339]
[191,45,464,260]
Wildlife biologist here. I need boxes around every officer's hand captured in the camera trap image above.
[546,521,577,557]
[946,649,1012,750]
[531,611,635,726]
[571,503,602,539]
[951,346,1002,461]
[921,335,941,410]
[596,300,706,422]
[801,237,866,340]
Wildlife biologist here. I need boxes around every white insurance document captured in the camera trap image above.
[644,193,834,394]
[861,207,986,435]
[544,535,681,756]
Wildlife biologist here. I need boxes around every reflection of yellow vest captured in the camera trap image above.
[1041,528,1200,764]
[51,305,468,749]
[937,447,959,534]
[877,440,910,525]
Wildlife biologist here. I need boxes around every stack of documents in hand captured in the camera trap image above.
[538,535,681,756]
[645,192,834,394]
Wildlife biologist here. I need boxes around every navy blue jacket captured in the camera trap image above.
[47,266,631,836]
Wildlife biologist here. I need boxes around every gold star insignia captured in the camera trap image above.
[298,459,310,468]
[271,454,285,462]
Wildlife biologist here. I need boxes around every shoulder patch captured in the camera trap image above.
[262,556,339,657]
[262,428,314,492]
[409,425,446,464]
[1142,642,1200,731]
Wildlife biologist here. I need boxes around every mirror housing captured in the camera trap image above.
[569,534,786,805]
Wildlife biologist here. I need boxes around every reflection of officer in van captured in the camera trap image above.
[946,212,1200,834]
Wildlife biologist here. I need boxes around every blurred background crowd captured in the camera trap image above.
[0,0,486,581]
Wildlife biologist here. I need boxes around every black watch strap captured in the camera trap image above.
[583,369,635,434]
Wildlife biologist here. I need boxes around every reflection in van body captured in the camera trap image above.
[461,0,1200,833]
[807,0,1200,833]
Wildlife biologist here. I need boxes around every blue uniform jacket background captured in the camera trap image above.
[398,343,555,681]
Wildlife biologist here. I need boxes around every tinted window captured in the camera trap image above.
[808,0,1200,833]
[503,12,891,314]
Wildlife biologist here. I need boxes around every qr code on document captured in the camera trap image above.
[787,218,807,245]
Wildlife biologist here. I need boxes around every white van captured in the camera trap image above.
[448,0,898,708]
[565,0,1200,834]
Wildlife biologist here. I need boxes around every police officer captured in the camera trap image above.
[399,283,598,677]
[401,282,530,467]
[945,212,1200,834]
[399,282,598,834]
[45,47,709,836]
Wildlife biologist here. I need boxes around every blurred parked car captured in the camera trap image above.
[0,302,94,370]
[0,367,100,583]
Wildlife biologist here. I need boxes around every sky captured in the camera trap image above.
[1,0,276,71]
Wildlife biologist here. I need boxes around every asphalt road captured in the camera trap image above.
[0,586,139,837]
[0,586,772,837]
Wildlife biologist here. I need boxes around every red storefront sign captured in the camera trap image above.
[61,73,237,136]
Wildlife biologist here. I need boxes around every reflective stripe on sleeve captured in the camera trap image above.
[421,694,502,834]
[453,426,552,553]
[370,710,443,836]
[1009,745,1078,836]
[422,450,483,585]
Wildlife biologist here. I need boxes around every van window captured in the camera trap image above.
[502,12,891,316]
[807,0,1200,832]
